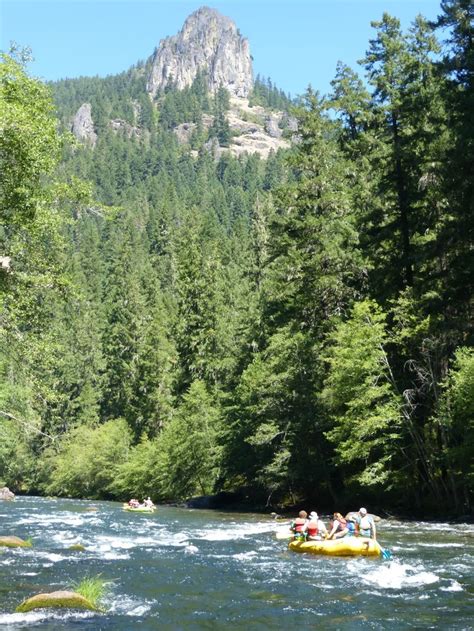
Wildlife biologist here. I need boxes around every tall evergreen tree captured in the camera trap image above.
[433,0,474,344]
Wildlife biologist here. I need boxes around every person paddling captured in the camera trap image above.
[327,512,349,539]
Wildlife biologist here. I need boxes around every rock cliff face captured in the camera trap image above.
[71,103,97,146]
[173,97,291,159]
[146,6,253,99]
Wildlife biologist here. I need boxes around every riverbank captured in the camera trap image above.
[8,489,473,524]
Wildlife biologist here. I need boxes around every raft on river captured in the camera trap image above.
[289,537,382,557]
[122,503,156,513]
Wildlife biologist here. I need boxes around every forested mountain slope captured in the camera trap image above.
[0,2,472,516]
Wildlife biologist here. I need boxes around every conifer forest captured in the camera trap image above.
[0,1,473,516]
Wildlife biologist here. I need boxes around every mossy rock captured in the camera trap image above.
[16,590,99,613]
[0,536,32,548]
[68,544,86,552]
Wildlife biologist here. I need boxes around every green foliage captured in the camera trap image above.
[435,348,474,504]
[249,75,293,111]
[1,10,472,514]
[223,327,316,502]
[42,419,132,498]
[158,70,210,129]
[73,575,108,610]
[210,85,231,146]
[0,53,61,224]
[322,301,403,488]
[156,380,221,499]
[267,89,363,336]
[111,436,161,498]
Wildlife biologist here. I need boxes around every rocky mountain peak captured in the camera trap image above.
[146,6,253,99]
[71,103,97,146]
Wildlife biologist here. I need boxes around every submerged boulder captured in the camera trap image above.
[0,536,32,548]
[68,543,86,552]
[16,590,99,613]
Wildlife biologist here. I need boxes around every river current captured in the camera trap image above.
[0,497,473,629]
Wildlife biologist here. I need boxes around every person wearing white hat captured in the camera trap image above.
[357,507,376,539]
[304,511,328,540]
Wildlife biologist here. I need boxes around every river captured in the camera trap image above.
[0,497,473,629]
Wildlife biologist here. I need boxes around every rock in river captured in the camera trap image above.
[16,590,99,613]
[0,535,32,548]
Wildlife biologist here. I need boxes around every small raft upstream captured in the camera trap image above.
[122,503,156,514]
[289,537,382,557]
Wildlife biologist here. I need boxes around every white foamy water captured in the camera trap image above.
[233,551,259,561]
[389,520,474,536]
[22,550,69,564]
[15,513,88,527]
[193,521,275,541]
[361,560,440,589]
[441,580,464,592]
[0,610,94,627]
[108,596,153,617]
[1,497,473,630]
[416,542,464,548]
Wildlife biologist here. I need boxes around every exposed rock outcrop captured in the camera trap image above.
[174,97,290,158]
[71,103,97,146]
[173,122,196,144]
[16,591,99,614]
[109,118,141,139]
[147,6,253,99]
[264,114,282,139]
[281,113,298,133]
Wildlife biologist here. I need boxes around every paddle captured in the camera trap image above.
[381,547,392,560]
[375,541,392,560]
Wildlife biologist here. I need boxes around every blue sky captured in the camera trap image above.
[1,0,443,96]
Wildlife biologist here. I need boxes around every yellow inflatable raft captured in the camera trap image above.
[122,503,155,513]
[289,537,382,557]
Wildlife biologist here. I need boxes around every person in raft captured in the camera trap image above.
[327,512,349,539]
[143,497,154,508]
[356,507,377,539]
[128,498,140,508]
[290,510,308,540]
[345,515,357,536]
[303,511,328,540]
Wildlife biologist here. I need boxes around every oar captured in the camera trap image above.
[376,542,392,560]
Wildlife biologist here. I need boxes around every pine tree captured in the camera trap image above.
[210,86,231,147]
[433,0,474,343]
[101,210,150,426]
